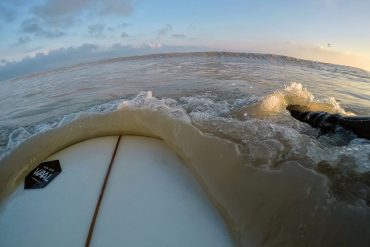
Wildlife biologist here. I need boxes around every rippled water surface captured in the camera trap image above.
[1,52,370,128]
[1,52,370,246]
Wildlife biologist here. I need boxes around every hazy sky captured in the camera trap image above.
[1,0,370,78]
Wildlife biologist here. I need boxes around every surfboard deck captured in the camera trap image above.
[0,136,233,247]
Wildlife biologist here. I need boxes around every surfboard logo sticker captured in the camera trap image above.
[24,160,62,189]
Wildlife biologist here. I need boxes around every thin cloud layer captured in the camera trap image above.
[88,24,106,37]
[32,0,134,27]
[32,0,89,27]
[1,0,136,46]
[21,18,65,38]
[99,0,133,16]
[13,36,31,46]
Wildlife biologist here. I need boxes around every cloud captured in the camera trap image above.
[172,34,186,38]
[21,18,66,38]
[99,0,133,16]
[158,24,172,36]
[0,43,99,81]
[13,36,31,46]
[32,0,134,27]
[43,29,65,38]
[0,43,209,81]
[21,18,43,33]
[118,22,129,28]
[39,29,65,38]
[26,46,44,53]
[88,23,105,37]
[121,32,129,38]
[32,0,88,27]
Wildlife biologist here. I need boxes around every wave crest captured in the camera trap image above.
[257,82,352,115]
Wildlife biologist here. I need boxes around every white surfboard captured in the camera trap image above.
[0,136,233,247]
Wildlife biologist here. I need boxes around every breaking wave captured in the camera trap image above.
[242,82,353,116]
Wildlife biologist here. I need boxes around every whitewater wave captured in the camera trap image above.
[245,82,353,116]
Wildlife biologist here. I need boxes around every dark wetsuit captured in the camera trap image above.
[287,105,370,140]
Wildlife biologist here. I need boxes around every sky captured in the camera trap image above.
[0,0,370,80]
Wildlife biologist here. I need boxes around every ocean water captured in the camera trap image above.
[1,52,370,246]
